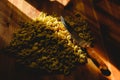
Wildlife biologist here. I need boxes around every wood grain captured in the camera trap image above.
[0,0,120,80]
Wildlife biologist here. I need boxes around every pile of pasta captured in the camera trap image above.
[3,12,94,75]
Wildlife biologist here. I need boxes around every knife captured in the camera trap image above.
[60,16,111,76]
[60,16,92,48]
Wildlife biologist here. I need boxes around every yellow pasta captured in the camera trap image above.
[1,12,93,75]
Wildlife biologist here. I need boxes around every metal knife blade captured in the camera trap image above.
[60,16,111,76]
[60,16,91,48]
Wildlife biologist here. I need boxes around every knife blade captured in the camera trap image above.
[60,16,111,76]
[60,16,91,48]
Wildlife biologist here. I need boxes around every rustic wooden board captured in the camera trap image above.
[0,0,120,80]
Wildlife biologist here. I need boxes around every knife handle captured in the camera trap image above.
[86,48,111,76]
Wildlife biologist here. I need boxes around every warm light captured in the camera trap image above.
[50,0,70,6]
[8,0,40,19]
[106,61,120,80]
[7,0,120,80]
[8,0,70,19]
[92,48,120,80]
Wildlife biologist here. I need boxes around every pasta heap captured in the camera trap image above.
[3,12,94,75]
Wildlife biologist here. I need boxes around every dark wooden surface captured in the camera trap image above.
[0,0,120,80]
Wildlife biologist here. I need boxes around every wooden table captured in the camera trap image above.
[0,0,120,80]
